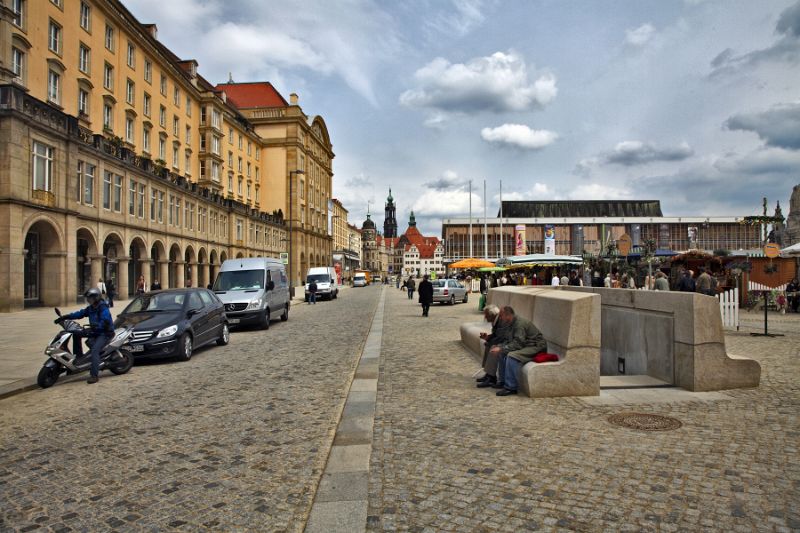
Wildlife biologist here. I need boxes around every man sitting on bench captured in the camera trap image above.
[476,305,511,388]
[488,306,547,397]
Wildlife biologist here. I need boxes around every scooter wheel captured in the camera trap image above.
[109,350,134,375]
[37,365,61,388]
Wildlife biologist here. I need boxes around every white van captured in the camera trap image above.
[304,266,338,301]
[353,273,368,287]
[212,258,290,329]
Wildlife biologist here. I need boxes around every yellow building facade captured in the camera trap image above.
[0,0,346,310]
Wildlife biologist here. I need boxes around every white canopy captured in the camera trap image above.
[506,254,584,265]
[781,242,800,256]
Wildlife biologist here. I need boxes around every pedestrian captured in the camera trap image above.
[184,277,192,288]
[106,278,115,308]
[406,276,416,299]
[56,288,113,384]
[97,278,107,301]
[568,270,581,286]
[551,273,560,286]
[787,278,799,313]
[395,276,400,289]
[136,275,147,295]
[695,268,714,296]
[654,271,670,291]
[418,274,433,317]
[604,273,612,288]
[308,279,318,304]
[678,270,696,292]
[476,305,512,388]
[487,306,547,397]
[479,275,487,294]
[151,279,162,291]
[560,272,569,286]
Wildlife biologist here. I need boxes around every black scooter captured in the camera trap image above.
[37,308,135,388]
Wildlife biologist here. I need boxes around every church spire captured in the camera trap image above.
[409,211,416,227]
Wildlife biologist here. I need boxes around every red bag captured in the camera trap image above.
[532,353,559,363]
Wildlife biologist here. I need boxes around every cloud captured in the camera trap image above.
[425,0,488,37]
[601,141,694,166]
[480,124,558,150]
[724,102,800,150]
[710,1,800,75]
[399,50,557,115]
[567,183,632,200]
[411,189,482,218]
[424,170,469,190]
[625,23,656,46]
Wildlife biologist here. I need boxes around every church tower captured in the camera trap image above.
[384,189,397,238]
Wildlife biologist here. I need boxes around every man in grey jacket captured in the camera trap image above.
[487,306,547,396]
[476,305,512,388]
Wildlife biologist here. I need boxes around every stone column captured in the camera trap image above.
[141,259,154,289]
[175,261,185,289]
[90,254,104,288]
[185,261,197,287]
[158,261,169,289]
[200,262,210,289]
[116,257,129,300]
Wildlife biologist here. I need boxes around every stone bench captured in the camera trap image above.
[460,287,601,397]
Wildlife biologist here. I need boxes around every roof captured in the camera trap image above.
[499,200,663,218]
[214,82,289,109]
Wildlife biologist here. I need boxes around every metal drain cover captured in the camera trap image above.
[607,412,682,431]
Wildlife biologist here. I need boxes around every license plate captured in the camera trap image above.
[229,318,240,324]
[131,344,144,352]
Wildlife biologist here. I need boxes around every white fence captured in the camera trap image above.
[717,288,739,329]
[748,281,787,291]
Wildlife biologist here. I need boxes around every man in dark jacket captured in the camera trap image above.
[678,270,696,292]
[476,305,512,388]
[57,287,114,384]
[418,275,434,317]
[487,306,547,396]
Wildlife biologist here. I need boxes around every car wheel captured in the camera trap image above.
[280,304,289,321]
[177,333,193,361]
[463,293,469,304]
[216,323,230,346]
[260,308,270,330]
[450,295,456,305]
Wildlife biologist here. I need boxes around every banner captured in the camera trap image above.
[544,224,555,256]
[514,225,526,256]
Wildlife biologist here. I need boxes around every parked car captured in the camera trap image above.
[114,288,229,361]
[432,279,468,305]
[212,258,290,329]
[353,273,368,287]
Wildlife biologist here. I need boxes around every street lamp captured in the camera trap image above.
[288,169,305,293]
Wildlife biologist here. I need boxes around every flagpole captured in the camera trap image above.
[499,180,504,258]
[483,179,488,260]
[469,179,473,258]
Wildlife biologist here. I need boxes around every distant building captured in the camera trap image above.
[442,200,761,260]
[383,212,444,278]
[787,184,800,246]
[383,189,397,238]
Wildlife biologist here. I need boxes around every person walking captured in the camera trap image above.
[406,276,416,300]
[654,271,670,291]
[136,275,147,295]
[105,278,115,308]
[308,279,318,304]
[418,274,433,317]
[787,278,799,313]
[97,278,107,300]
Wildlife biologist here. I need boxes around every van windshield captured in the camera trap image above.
[307,274,330,283]
[213,270,265,291]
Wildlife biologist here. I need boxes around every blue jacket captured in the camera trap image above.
[64,302,114,337]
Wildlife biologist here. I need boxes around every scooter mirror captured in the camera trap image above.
[55,308,61,316]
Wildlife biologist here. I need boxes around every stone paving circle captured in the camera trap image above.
[607,412,684,431]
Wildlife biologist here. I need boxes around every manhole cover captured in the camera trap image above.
[607,412,682,431]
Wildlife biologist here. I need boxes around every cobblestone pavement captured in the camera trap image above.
[0,286,381,532]
[368,288,800,532]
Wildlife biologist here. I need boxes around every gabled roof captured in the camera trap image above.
[214,82,289,109]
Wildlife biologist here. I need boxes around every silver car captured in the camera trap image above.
[432,279,468,305]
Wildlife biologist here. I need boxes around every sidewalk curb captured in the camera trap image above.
[0,379,38,400]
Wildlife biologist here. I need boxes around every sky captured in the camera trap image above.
[124,0,800,236]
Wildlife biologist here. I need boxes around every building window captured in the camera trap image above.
[173,116,179,137]
[48,21,62,54]
[247,162,251,177]
[11,0,24,28]
[228,127,233,143]
[143,126,151,152]
[143,93,151,117]
[11,47,23,79]
[158,191,164,222]
[238,177,243,195]
[236,219,243,240]
[211,161,220,181]
[150,189,156,221]
[78,44,90,74]
[113,174,122,212]
[173,87,179,106]
[79,1,91,30]
[126,42,135,68]
[144,60,152,83]
[228,175,232,192]
[138,184,145,218]
[185,125,191,144]
[32,142,54,192]
[104,24,115,52]
[238,135,242,149]
[247,183,251,201]
[212,135,220,155]
[255,167,260,181]
[128,179,136,215]
[160,73,166,95]
[125,117,134,143]
[158,137,166,160]
[126,79,135,104]
[103,63,113,90]
[237,157,242,173]
[159,105,166,128]
[200,134,206,152]
[255,149,259,161]
[103,103,113,130]
[227,151,233,167]
[200,106,207,125]
[82,162,95,205]
[185,151,191,174]
[199,160,206,179]
[172,145,179,169]
[211,109,221,129]
[47,70,60,104]
[247,141,252,156]
[102,170,111,209]
[185,95,191,116]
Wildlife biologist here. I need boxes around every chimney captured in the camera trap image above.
[290,93,299,105]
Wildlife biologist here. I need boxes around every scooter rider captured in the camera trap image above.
[56,287,114,384]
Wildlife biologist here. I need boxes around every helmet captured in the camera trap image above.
[84,287,102,305]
